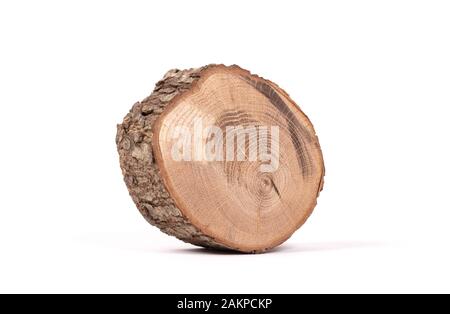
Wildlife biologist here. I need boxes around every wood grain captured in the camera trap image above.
[116,65,325,253]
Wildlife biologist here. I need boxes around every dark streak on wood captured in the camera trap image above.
[270,177,281,198]
[240,76,313,177]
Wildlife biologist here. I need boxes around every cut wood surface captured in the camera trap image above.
[116,65,325,253]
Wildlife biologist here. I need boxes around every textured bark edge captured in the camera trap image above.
[116,65,232,251]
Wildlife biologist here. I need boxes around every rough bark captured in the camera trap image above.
[116,66,229,250]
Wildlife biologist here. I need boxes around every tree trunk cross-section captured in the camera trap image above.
[116,65,325,253]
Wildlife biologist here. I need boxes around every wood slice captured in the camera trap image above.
[116,65,324,253]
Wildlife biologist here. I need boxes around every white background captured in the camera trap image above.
[0,0,449,293]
